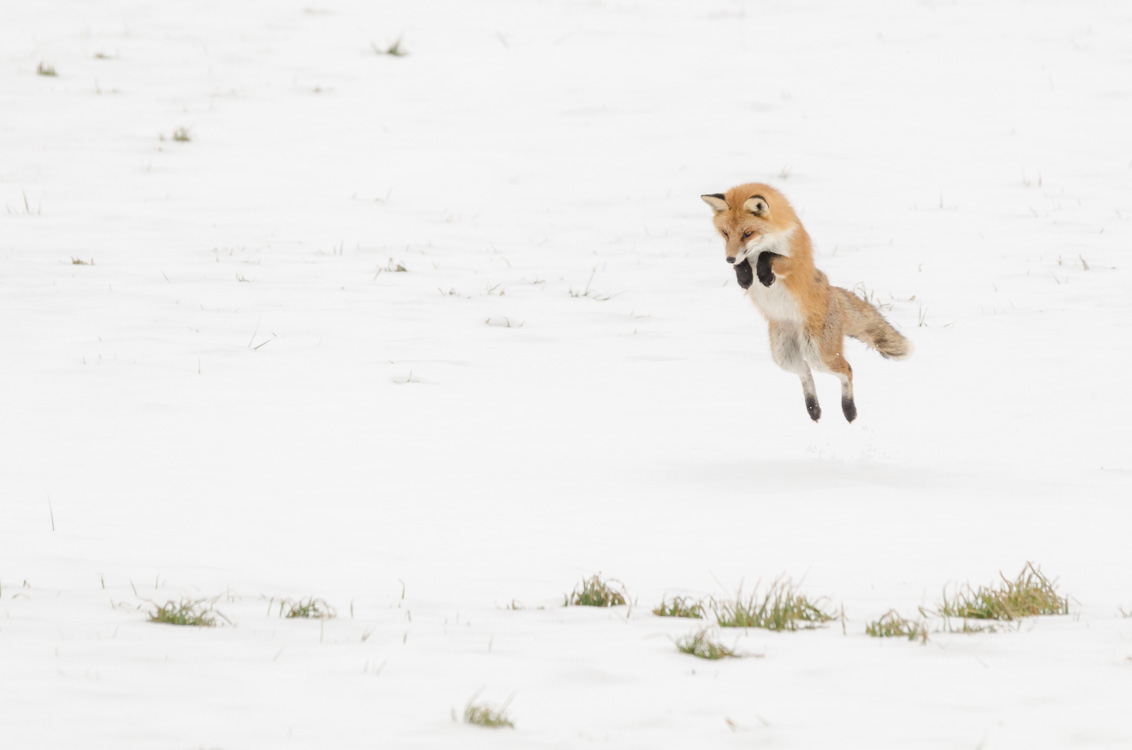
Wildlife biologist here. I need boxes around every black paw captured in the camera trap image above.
[756,252,776,287]
[841,398,857,423]
[805,395,821,422]
[734,258,753,289]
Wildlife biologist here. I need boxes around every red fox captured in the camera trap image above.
[701,183,911,422]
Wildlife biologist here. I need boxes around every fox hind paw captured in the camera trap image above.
[805,395,821,422]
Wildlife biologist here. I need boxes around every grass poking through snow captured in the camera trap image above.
[373,37,408,57]
[374,258,407,279]
[565,574,627,607]
[280,597,336,619]
[36,62,57,77]
[147,598,217,627]
[865,610,929,643]
[568,268,617,301]
[675,628,742,660]
[463,700,514,729]
[931,562,1068,621]
[714,579,837,631]
[653,595,704,619]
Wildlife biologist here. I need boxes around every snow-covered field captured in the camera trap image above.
[3,0,1131,747]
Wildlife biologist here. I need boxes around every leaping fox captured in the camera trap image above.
[701,183,911,422]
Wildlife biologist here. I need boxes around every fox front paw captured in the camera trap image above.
[734,258,754,289]
[756,252,776,287]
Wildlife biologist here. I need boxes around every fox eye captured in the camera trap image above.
[721,230,729,238]
[742,230,753,240]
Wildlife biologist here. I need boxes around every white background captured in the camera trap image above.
[2,1,1130,747]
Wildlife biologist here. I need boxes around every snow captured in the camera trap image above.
[2,0,1131,747]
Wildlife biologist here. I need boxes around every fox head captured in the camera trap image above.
[700,183,796,265]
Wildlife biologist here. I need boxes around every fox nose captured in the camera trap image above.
[726,256,736,264]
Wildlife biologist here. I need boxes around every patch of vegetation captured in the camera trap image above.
[675,629,740,660]
[37,62,57,77]
[714,579,837,631]
[377,258,407,274]
[280,596,336,619]
[565,574,627,607]
[865,610,929,643]
[464,701,513,729]
[172,127,192,142]
[568,269,616,301]
[931,563,1068,621]
[148,598,217,627]
[71,257,94,265]
[653,595,704,619]
[373,36,408,57]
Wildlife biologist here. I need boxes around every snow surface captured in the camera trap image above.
[2,0,1131,747]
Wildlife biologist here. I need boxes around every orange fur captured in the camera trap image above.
[702,183,911,422]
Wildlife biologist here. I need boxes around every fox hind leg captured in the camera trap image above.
[769,323,821,422]
[822,352,856,423]
[802,372,821,422]
[838,366,856,422]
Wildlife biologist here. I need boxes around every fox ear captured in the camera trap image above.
[743,195,769,217]
[701,194,728,213]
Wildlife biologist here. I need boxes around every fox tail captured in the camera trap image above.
[836,287,914,360]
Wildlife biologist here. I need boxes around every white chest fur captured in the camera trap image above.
[748,280,802,322]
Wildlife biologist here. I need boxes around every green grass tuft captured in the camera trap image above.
[933,563,1068,621]
[714,579,837,631]
[865,610,929,643]
[653,595,704,619]
[675,629,741,660]
[171,127,192,142]
[373,37,408,57]
[148,598,217,627]
[566,574,627,607]
[37,62,57,77]
[281,596,336,619]
[464,701,513,729]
